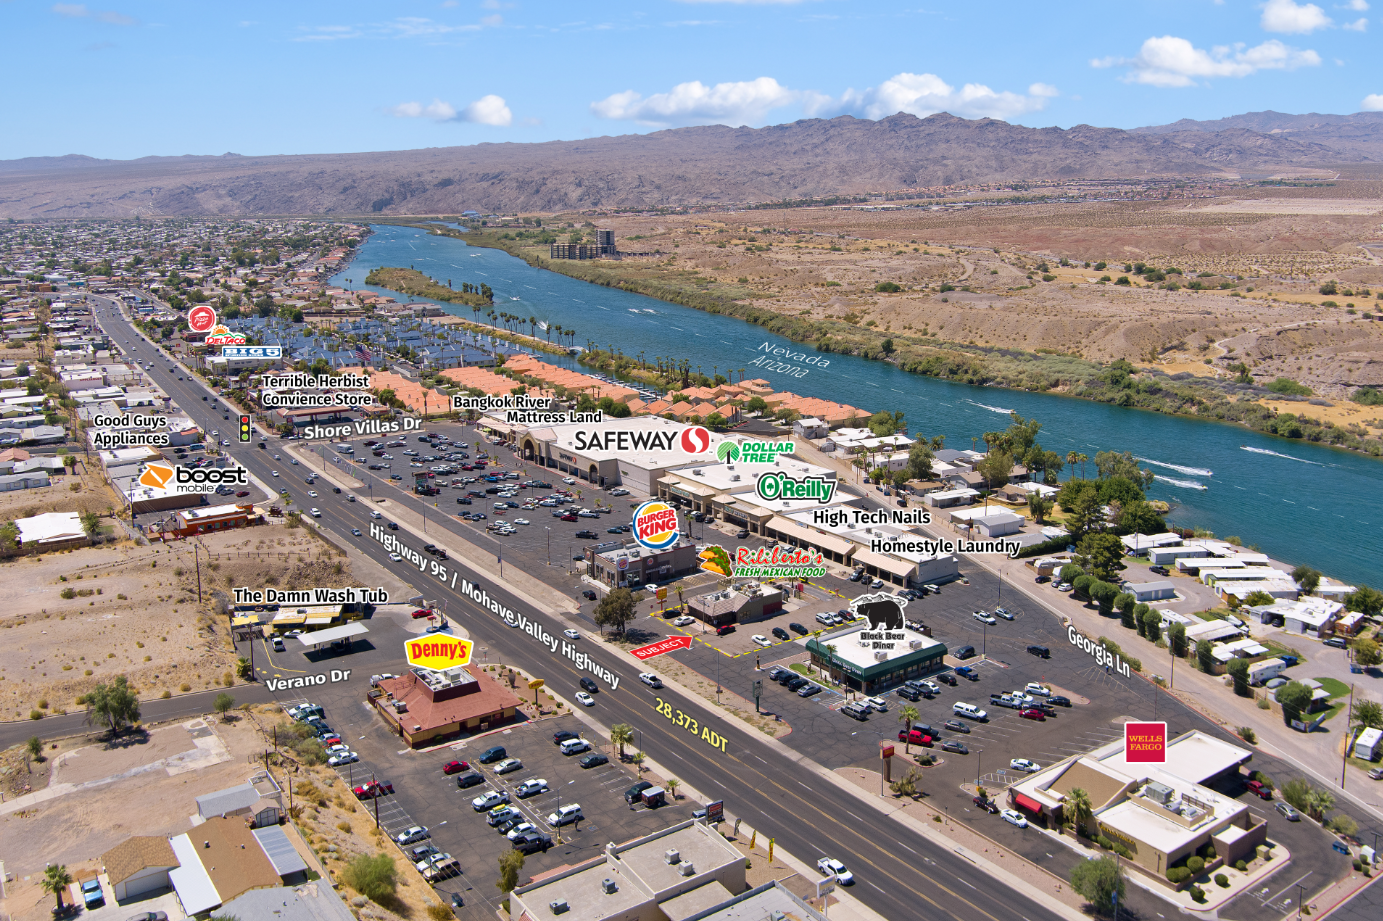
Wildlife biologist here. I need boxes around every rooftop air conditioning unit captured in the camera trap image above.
[550,900,570,914]
[693,469,703,476]
[601,879,618,894]
[680,862,696,877]
[910,639,923,650]
[874,651,889,662]
[664,849,681,865]
[730,474,740,482]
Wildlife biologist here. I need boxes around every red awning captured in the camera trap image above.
[1013,793,1045,814]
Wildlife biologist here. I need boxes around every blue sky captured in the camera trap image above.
[5,0,1380,160]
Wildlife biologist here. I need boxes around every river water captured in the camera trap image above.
[334,224,1382,588]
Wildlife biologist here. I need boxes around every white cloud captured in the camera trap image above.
[672,1,808,4]
[591,77,797,126]
[388,94,512,126]
[1260,0,1333,33]
[1092,35,1320,87]
[1363,93,1383,109]
[52,3,136,25]
[1343,0,1368,11]
[1343,16,1368,28]
[808,73,1058,121]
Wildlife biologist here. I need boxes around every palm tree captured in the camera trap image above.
[1066,451,1079,479]
[1066,787,1094,837]
[1077,453,1089,479]
[665,778,681,800]
[610,723,634,760]
[899,705,920,753]
[43,864,73,912]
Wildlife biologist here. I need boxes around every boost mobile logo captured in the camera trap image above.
[139,462,175,489]
[139,461,248,492]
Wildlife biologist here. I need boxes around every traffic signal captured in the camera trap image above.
[239,415,251,443]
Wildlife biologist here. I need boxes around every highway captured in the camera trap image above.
[81,294,1070,921]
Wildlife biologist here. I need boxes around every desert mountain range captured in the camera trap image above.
[4,110,1382,219]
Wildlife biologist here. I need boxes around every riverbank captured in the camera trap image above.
[364,265,491,307]
[428,224,1383,461]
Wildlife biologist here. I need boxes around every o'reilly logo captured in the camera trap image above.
[755,471,835,504]
[138,461,248,494]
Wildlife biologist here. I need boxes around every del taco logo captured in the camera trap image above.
[405,635,474,671]
[632,500,680,550]
[138,461,248,493]
[204,324,248,346]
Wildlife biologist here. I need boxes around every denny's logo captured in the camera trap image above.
[405,636,474,671]
[139,462,176,489]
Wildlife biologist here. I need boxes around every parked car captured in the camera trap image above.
[1325,636,1348,649]
[472,790,510,811]
[455,772,485,789]
[552,730,580,745]
[1002,809,1029,828]
[752,634,772,647]
[396,825,430,845]
[973,795,999,814]
[1246,779,1273,800]
[1275,801,1301,821]
[548,804,583,827]
[80,879,105,909]
[353,780,394,799]
[954,665,978,679]
[771,627,790,641]
[954,645,976,660]
[1019,709,1046,721]
[1024,683,1051,697]
[898,729,932,746]
[973,611,997,626]
[494,758,524,775]
[798,684,822,698]
[478,746,507,764]
[941,740,969,754]
[513,833,555,854]
[1010,758,1040,773]
[443,760,469,775]
[580,753,610,769]
[944,719,971,734]
[516,779,550,798]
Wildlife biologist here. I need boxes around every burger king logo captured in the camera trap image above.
[631,500,680,551]
[139,462,176,489]
[679,426,711,455]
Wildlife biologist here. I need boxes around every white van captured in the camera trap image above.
[334,443,354,455]
[559,738,590,756]
[953,702,989,721]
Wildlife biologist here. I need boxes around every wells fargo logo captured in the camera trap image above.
[204,324,248,346]
[405,635,474,671]
[138,462,176,489]
[632,500,680,551]
[1124,721,1166,763]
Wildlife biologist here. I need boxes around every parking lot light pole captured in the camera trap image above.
[545,527,551,566]
[977,748,983,785]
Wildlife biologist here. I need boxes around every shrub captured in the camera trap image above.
[337,821,352,833]
[1215,874,1230,888]
[1237,726,1256,744]
[60,588,76,599]
[1235,860,1247,872]
[1329,814,1358,837]
[340,853,397,904]
[1097,835,1112,849]
[1167,867,1191,883]
[29,709,42,720]
[1187,856,1205,873]
[427,904,454,920]
[1189,884,1205,902]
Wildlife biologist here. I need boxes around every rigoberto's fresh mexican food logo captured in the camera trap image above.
[632,500,680,550]
[405,635,473,671]
[716,439,794,464]
[698,543,827,579]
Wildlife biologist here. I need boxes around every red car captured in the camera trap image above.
[1246,780,1273,800]
[353,781,394,799]
[560,513,578,522]
[1019,709,1046,721]
[716,624,736,636]
[411,608,434,619]
[898,729,933,746]
[443,760,469,775]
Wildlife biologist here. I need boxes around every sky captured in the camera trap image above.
[4,0,1381,160]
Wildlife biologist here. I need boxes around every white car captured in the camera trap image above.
[308,490,318,498]
[325,742,350,755]
[472,791,508,811]
[371,510,382,519]
[1024,683,1051,697]
[515,779,549,798]
[995,607,1015,620]
[752,635,772,648]
[973,611,997,626]
[1002,809,1029,828]
[506,822,538,841]
[396,825,430,845]
[309,508,321,518]
[328,751,358,766]
[866,696,889,712]
[610,488,629,496]
[1010,691,1035,705]
[290,459,299,465]
[389,553,402,562]
[817,857,854,885]
[513,518,530,525]
[351,528,361,536]
[1010,758,1041,773]
[673,615,695,627]
[494,758,524,775]
[271,470,279,477]
[575,691,595,707]
[563,476,577,484]
[564,629,580,640]
[639,672,663,689]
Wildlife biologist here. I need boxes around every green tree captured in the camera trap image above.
[1066,787,1094,836]
[214,692,235,720]
[1090,581,1119,618]
[1351,637,1382,668]
[906,439,935,481]
[341,853,397,904]
[1277,681,1313,725]
[1292,565,1321,594]
[1242,590,1275,607]
[1072,574,1096,598]
[1196,640,1216,673]
[898,705,921,752]
[1059,563,1085,584]
[1305,787,1335,821]
[1116,500,1166,536]
[594,588,637,635]
[1141,607,1161,643]
[1116,593,1137,629]
[1350,699,1383,730]
[610,723,635,759]
[1069,856,1125,916]
[976,450,1013,490]
[497,849,525,895]
[1345,586,1383,616]
[42,864,74,911]
[1029,494,1054,524]
[1075,532,1126,582]
[85,675,141,736]
[1060,485,1103,542]
[745,396,768,414]
[26,734,43,762]
[868,409,905,437]
[1227,659,1251,697]
[1094,451,1154,489]
[1168,622,1188,658]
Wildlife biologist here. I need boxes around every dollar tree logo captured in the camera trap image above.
[716,440,793,464]
[717,442,740,462]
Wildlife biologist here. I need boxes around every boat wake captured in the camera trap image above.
[1240,446,1331,466]
[1136,457,1213,477]
[965,399,1015,414]
[1155,475,1207,490]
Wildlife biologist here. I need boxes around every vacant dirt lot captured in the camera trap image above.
[0,456,123,519]
[0,520,361,719]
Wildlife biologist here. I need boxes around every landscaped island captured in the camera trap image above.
[365,266,493,308]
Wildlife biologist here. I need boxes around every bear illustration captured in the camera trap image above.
[850,592,907,631]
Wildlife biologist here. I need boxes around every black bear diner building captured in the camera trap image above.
[806,622,948,694]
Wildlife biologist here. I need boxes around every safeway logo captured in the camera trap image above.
[631,635,693,660]
[139,462,175,489]
[187,305,217,333]
[679,426,711,455]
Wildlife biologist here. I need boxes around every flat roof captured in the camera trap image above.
[1098,730,1252,785]
[169,833,221,916]
[811,621,945,670]
[295,622,368,646]
[252,825,309,876]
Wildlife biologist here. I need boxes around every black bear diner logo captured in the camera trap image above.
[850,592,908,650]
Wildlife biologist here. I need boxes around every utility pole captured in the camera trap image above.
[194,543,202,602]
[1342,683,1355,788]
[373,773,381,827]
